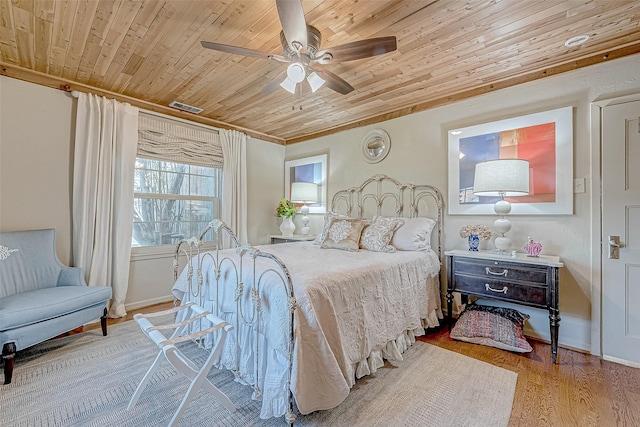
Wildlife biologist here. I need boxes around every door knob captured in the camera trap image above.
[608,235,621,259]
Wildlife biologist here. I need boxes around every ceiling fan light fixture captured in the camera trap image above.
[307,72,325,92]
[286,62,306,83]
[280,76,297,94]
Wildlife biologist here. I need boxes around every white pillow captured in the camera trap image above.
[359,217,404,252]
[387,217,436,251]
[314,211,350,245]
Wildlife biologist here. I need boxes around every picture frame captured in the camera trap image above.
[447,106,573,215]
[285,154,327,214]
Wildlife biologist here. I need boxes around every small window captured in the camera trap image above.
[133,158,221,247]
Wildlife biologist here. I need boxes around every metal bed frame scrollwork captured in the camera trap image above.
[173,220,298,423]
[171,174,444,424]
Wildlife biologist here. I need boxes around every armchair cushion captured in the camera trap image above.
[0,286,112,330]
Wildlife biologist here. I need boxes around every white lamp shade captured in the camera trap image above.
[286,63,306,83]
[291,182,318,203]
[307,72,325,92]
[473,159,530,196]
[280,77,297,94]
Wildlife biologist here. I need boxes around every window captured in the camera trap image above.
[133,158,221,247]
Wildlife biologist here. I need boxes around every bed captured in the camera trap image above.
[171,174,444,423]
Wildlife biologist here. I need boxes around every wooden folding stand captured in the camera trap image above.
[127,302,236,426]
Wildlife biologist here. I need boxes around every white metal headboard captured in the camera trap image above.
[330,174,445,259]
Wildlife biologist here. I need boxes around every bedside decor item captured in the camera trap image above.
[447,106,573,216]
[290,182,318,236]
[524,237,543,257]
[473,159,530,252]
[450,303,533,353]
[459,224,491,251]
[285,154,327,214]
[361,129,391,163]
[276,198,296,236]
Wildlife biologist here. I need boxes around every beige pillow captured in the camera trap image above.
[360,217,405,252]
[314,211,350,245]
[320,218,367,252]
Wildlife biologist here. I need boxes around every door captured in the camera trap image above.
[602,99,640,366]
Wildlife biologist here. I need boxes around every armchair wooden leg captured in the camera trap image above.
[100,307,108,336]
[2,342,16,385]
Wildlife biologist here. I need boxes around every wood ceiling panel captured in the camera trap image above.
[1,0,639,144]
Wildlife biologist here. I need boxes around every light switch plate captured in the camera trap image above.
[573,178,586,193]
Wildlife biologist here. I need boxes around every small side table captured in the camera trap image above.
[445,249,564,364]
[270,234,317,244]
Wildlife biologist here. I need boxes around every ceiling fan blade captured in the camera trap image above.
[201,41,276,60]
[261,71,287,95]
[315,36,397,64]
[276,0,308,53]
[315,68,354,95]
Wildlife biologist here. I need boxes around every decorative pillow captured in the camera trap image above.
[314,211,350,245]
[320,218,367,252]
[388,217,436,251]
[359,217,405,252]
[450,304,532,353]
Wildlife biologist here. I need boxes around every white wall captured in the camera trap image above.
[285,54,640,352]
[0,75,285,310]
[0,77,75,264]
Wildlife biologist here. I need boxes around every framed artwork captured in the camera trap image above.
[285,154,327,214]
[448,106,573,215]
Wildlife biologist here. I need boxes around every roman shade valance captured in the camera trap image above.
[137,113,223,168]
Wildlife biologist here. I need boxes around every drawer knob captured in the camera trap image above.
[485,283,508,294]
[485,267,508,277]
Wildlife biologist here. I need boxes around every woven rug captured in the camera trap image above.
[0,320,517,426]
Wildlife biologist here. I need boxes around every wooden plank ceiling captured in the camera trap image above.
[1,0,639,144]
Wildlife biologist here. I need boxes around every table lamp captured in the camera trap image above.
[291,182,319,236]
[473,159,530,252]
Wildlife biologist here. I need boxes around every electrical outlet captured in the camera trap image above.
[574,178,586,193]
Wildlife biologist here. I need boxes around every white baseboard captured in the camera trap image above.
[125,295,174,312]
[603,355,640,369]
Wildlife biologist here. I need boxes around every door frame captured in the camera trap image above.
[590,92,640,359]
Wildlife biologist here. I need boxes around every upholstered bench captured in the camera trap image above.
[0,229,112,384]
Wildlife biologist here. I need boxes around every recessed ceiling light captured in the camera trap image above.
[564,35,589,48]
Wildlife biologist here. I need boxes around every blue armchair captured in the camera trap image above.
[0,229,112,384]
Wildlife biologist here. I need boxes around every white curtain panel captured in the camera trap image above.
[220,129,248,244]
[72,93,139,318]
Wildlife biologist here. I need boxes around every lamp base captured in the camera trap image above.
[300,204,310,236]
[494,236,512,251]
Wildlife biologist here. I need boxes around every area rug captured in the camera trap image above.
[0,320,517,426]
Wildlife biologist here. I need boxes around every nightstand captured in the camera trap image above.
[445,249,564,364]
[270,234,317,244]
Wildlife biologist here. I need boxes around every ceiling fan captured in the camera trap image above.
[200,0,397,95]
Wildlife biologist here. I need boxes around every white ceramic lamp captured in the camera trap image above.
[290,182,319,236]
[473,159,530,252]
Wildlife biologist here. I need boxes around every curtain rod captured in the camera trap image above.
[70,90,220,134]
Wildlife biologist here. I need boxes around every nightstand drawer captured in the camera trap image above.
[454,257,548,284]
[453,274,548,307]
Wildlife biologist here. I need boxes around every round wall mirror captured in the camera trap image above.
[361,129,391,163]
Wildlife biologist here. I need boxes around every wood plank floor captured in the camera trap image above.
[89,302,640,426]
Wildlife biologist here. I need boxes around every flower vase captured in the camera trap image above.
[279,216,295,236]
[467,234,480,251]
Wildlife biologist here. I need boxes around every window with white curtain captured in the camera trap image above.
[132,113,223,248]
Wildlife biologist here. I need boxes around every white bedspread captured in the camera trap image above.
[172,242,442,419]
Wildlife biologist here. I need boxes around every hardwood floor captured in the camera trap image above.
[419,326,640,427]
[89,302,640,426]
